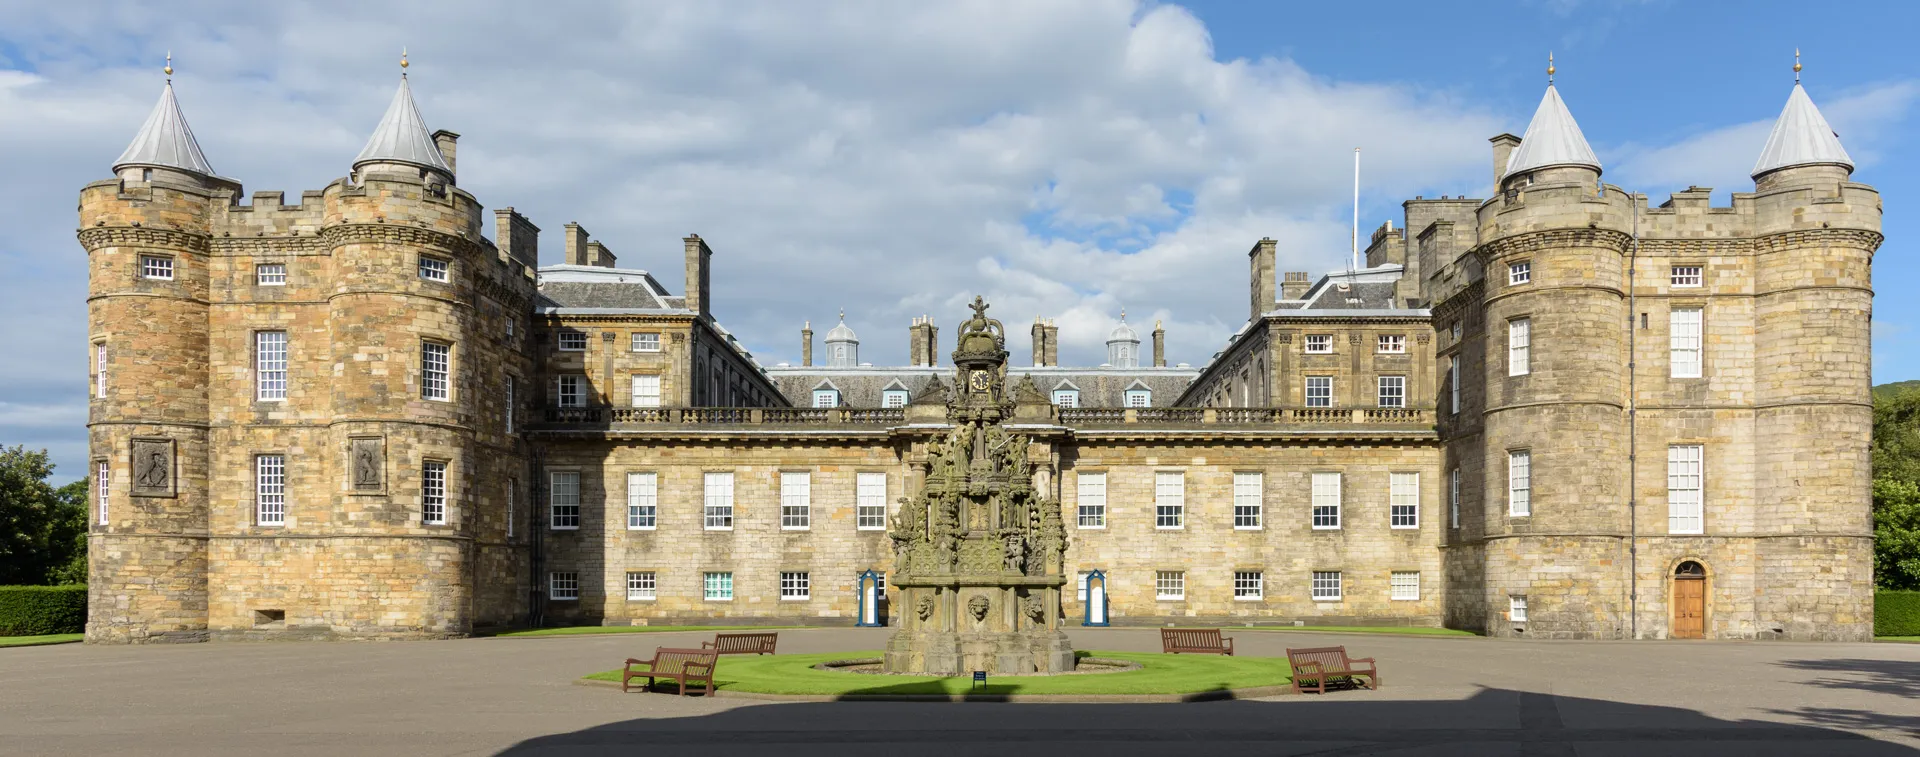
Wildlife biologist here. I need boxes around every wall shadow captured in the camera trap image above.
[1771,658,1920,740]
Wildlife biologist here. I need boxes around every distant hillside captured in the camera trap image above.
[1875,380,1920,402]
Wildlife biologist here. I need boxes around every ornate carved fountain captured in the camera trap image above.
[885,296,1074,674]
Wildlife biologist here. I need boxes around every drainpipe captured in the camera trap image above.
[1614,182,1641,640]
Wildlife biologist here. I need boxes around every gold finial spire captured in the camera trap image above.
[1547,51,1556,84]
[838,308,845,321]
[400,47,409,75]
[163,51,172,81]
[1794,48,1802,82]
[1119,308,1126,321]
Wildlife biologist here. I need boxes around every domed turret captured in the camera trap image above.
[1751,54,1853,187]
[112,54,222,186]
[825,310,859,367]
[1502,55,1600,189]
[1106,310,1140,368]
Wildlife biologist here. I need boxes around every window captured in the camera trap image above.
[857,472,887,530]
[94,343,106,399]
[1448,356,1459,414]
[1077,472,1107,528]
[418,256,450,283]
[96,461,109,526]
[1391,571,1420,601]
[626,571,656,601]
[1390,472,1419,528]
[882,390,909,409]
[1671,265,1703,288]
[255,263,286,286]
[549,471,579,529]
[704,472,734,529]
[1077,570,1092,601]
[1377,334,1405,353]
[557,331,587,351]
[1305,334,1333,353]
[1509,595,1528,622]
[1234,571,1263,600]
[812,389,839,408]
[421,460,447,525]
[1508,261,1531,285]
[1125,390,1151,408]
[1507,318,1530,376]
[780,572,810,600]
[704,572,734,600]
[1670,308,1703,378]
[256,455,285,526]
[1449,468,1461,529]
[627,472,657,529]
[1154,471,1184,529]
[1377,376,1405,408]
[1312,571,1343,601]
[1305,376,1332,407]
[507,478,516,538]
[506,319,515,338]
[1451,322,1462,342]
[1053,390,1080,408]
[505,377,516,434]
[1668,444,1704,534]
[631,332,661,352]
[781,471,810,529]
[1233,472,1262,529]
[1154,571,1185,600]
[1312,472,1342,529]
[549,572,578,601]
[556,375,585,408]
[256,331,287,401]
[141,255,173,280]
[631,374,661,408]
[1508,450,1531,516]
[421,342,450,401]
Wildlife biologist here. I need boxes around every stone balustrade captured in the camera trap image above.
[535,405,1433,430]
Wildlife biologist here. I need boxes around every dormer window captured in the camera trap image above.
[1377,335,1405,354]
[882,390,909,409]
[1125,389,1151,408]
[1052,390,1080,408]
[813,389,840,408]
[418,256,450,283]
[1305,334,1333,354]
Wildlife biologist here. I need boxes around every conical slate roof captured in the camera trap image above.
[1503,84,1601,178]
[1751,83,1853,178]
[353,76,452,174]
[113,82,216,176]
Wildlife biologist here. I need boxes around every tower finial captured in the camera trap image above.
[1120,308,1126,321]
[1547,51,1556,84]
[839,308,845,321]
[1794,48,1802,82]
[400,47,409,76]
[163,51,172,81]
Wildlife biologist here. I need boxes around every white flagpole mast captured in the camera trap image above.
[1352,147,1361,271]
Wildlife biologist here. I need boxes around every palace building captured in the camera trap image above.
[81,59,1879,642]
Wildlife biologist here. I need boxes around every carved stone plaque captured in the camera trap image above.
[349,437,385,492]
[130,438,175,498]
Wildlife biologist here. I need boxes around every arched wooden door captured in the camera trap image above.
[1672,561,1706,639]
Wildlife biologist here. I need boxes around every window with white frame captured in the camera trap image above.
[505,376,516,434]
[627,472,657,529]
[557,331,587,351]
[1670,308,1703,378]
[505,318,515,339]
[421,460,447,525]
[556,375,585,408]
[1450,322,1462,342]
[812,389,839,408]
[421,342,450,401]
[1508,261,1531,285]
[704,571,733,600]
[1377,376,1405,408]
[780,572,810,600]
[626,571,656,601]
[141,255,173,280]
[1312,571,1343,601]
[1390,472,1419,528]
[250,455,285,526]
[1668,444,1704,534]
[549,471,579,529]
[1449,468,1461,529]
[1052,390,1079,408]
[1305,334,1333,353]
[1305,376,1333,407]
[1508,450,1531,516]
[1077,472,1106,528]
[1076,570,1092,601]
[631,374,661,408]
[1671,265,1703,288]
[255,262,286,286]
[631,332,661,352]
[1391,571,1420,601]
[1311,472,1342,529]
[418,256,449,283]
[1508,318,1531,376]
[1233,472,1262,529]
[1509,595,1528,622]
[507,478,516,538]
[1377,334,1405,353]
[255,331,287,401]
[857,472,887,530]
[882,390,909,409]
[780,471,810,529]
[704,472,734,529]
[1448,356,1459,414]
[1234,571,1263,600]
[549,572,578,600]
[95,343,106,399]
[1154,471,1184,529]
[1154,571,1185,600]
[96,461,109,525]
[1125,389,1151,408]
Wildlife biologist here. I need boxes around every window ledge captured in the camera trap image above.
[856,526,887,532]
[704,527,734,532]
[627,597,657,602]
[626,526,656,531]
[781,526,811,531]
[780,597,811,602]
[1154,526,1186,531]
[549,526,579,531]
[1233,525,1263,531]
[1233,596,1265,602]
[1391,525,1420,530]
[1312,525,1342,531]
[1078,525,1107,530]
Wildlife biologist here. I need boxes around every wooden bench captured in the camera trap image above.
[622,647,719,696]
[1160,627,1234,655]
[1286,646,1380,694]
[703,631,778,655]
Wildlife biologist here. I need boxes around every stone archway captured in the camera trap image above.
[1671,560,1707,639]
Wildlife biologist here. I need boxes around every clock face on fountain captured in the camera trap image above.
[969,370,991,393]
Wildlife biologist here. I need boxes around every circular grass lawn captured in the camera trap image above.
[587,650,1293,697]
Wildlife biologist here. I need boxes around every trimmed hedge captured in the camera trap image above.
[0,585,87,636]
[1879,591,1920,637]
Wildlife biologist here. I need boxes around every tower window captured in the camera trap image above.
[1671,265,1703,288]
[1508,450,1532,516]
[421,460,447,525]
[1668,444,1704,534]
[94,343,107,399]
[417,256,450,283]
[1508,261,1531,286]
[96,461,110,526]
[1670,308,1703,378]
[256,454,286,526]
[256,331,288,401]
[1448,356,1460,414]
[1449,467,1461,529]
[421,342,451,401]
[1508,318,1531,376]
[255,263,287,286]
[141,255,173,280]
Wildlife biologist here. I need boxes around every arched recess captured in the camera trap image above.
[1670,559,1708,640]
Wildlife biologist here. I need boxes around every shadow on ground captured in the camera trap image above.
[495,686,1918,757]
[1771,658,1920,740]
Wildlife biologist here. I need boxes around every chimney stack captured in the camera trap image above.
[908,316,940,367]
[1152,320,1166,367]
[1043,320,1059,367]
[801,321,814,367]
[431,130,459,177]
[586,240,617,268]
[563,222,591,266]
[1031,317,1047,366]
[1282,271,1311,301]
[684,234,712,319]
[1249,237,1277,321]
[1490,133,1521,187]
[493,208,540,268]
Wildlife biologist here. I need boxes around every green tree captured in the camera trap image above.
[0,446,62,584]
[1874,386,1920,590]
[46,480,88,585]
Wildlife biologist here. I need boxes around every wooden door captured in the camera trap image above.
[1672,578,1705,639]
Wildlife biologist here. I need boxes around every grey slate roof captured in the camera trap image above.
[1272,265,1410,312]
[766,366,1198,409]
[1504,84,1601,177]
[535,265,684,312]
[353,76,453,174]
[114,82,216,177]
[1752,83,1854,178]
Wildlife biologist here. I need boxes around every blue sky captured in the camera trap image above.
[0,0,1913,481]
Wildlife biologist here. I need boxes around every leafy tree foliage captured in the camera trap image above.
[1874,388,1920,590]
[0,446,87,586]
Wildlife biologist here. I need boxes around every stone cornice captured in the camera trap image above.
[1753,228,1883,254]
[1478,228,1631,261]
[77,226,211,254]
[210,236,330,256]
[321,223,492,259]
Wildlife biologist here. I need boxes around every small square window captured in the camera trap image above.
[1052,390,1079,408]
[1305,334,1333,353]
[1125,390,1151,408]
[780,571,810,600]
[549,572,579,601]
[1154,571,1185,600]
[557,331,587,351]
[631,332,661,352]
[1312,571,1343,601]
[1671,265,1703,288]
[418,257,450,283]
[626,571,656,601]
[255,263,286,286]
[704,571,734,600]
[1508,261,1531,285]
[813,389,839,408]
[141,255,174,280]
[1510,595,1528,622]
[1377,334,1405,354]
[882,390,909,409]
[1391,571,1420,601]
[1233,571,1263,600]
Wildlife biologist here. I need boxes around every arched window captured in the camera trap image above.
[1675,561,1705,578]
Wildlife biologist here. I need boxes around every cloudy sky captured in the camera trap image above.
[2,0,1914,479]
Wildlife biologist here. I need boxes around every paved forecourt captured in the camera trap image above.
[3,628,1916,756]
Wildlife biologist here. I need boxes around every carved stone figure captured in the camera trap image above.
[130,438,174,497]
[1022,595,1045,623]
[967,594,990,622]
[350,437,384,491]
[916,595,935,621]
[1002,532,1025,573]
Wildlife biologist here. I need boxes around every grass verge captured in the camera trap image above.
[0,633,84,648]
[1212,625,1477,637]
[486,625,807,638]
[587,650,1292,696]
[1877,636,1920,643]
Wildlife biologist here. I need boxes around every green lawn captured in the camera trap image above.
[587,650,1293,696]
[0,633,84,648]
[1216,625,1477,637]
[1877,636,1920,643]
[486,625,806,638]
